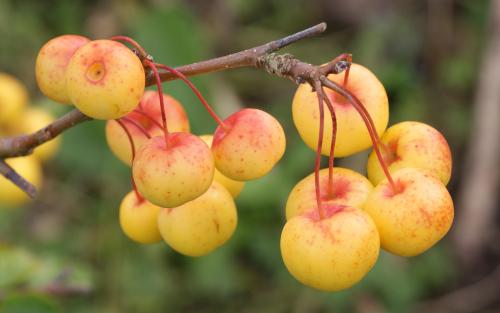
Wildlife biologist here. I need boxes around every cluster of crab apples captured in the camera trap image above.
[33,34,453,292]
[0,73,60,206]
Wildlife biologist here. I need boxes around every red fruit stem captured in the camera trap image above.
[133,109,163,129]
[322,89,337,198]
[321,77,397,191]
[143,60,169,148]
[154,63,229,132]
[343,55,352,86]
[115,119,144,202]
[314,83,326,220]
[110,36,148,58]
[119,117,151,139]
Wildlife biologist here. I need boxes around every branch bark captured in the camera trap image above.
[0,22,349,198]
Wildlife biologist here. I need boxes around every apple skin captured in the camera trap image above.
[105,90,190,166]
[292,63,388,157]
[0,73,28,124]
[65,40,145,120]
[132,133,214,208]
[367,121,452,186]
[286,167,373,220]
[0,156,42,207]
[157,181,237,257]
[364,168,454,257]
[36,35,90,104]
[212,108,286,181]
[280,205,380,291]
[119,191,162,244]
[199,135,244,198]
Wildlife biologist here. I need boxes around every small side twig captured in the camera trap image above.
[0,159,37,198]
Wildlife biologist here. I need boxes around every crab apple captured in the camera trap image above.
[286,167,373,220]
[212,108,286,181]
[0,73,28,124]
[106,90,190,165]
[119,191,162,244]
[364,168,454,257]
[199,135,244,198]
[157,181,237,257]
[292,63,388,157]
[0,156,42,207]
[281,205,380,291]
[132,133,214,208]
[367,121,452,186]
[65,39,145,119]
[35,35,91,104]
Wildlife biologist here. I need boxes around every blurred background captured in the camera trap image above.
[0,0,499,312]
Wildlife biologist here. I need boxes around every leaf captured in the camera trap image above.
[0,294,59,313]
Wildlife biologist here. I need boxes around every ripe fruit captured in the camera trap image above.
[0,156,42,207]
[286,167,373,220]
[281,205,379,291]
[200,135,244,198]
[17,107,60,161]
[65,40,145,119]
[212,108,286,181]
[367,121,452,186]
[157,181,237,256]
[119,191,162,244]
[292,63,388,157]
[35,34,90,104]
[106,90,190,165]
[0,73,28,124]
[132,133,214,208]
[364,168,454,257]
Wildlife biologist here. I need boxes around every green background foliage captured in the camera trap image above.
[0,0,491,312]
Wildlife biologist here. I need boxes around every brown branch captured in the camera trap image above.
[0,109,91,158]
[0,22,345,198]
[150,22,327,84]
[0,159,37,198]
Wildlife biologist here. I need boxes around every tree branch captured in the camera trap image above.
[0,22,346,199]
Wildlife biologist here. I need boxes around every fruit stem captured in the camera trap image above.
[321,77,398,191]
[110,36,148,59]
[314,82,326,220]
[143,60,169,148]
[154,63,229,132]
[133,109,163,129]
[321,88,337,198]
[119,117,151,139]
[115,119,144,202]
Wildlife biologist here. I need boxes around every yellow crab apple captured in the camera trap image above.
[286,167,373,220]
[212,108,286,181]
[0,156,42,207]
[292,63,388,157]
[119,191,162,244]
[132,133,214,208]
[364,168,454,257]
[157,181,237,257]
[36,34,91,104]
[106,90,190,165]
[65,39,145,119]
[199,135,244,198]
[367,121,452,186]
[0,73,28,124]
[281,205,380,291]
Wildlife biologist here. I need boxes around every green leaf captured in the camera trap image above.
[0,246,39,288]
[0,294,59,313]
